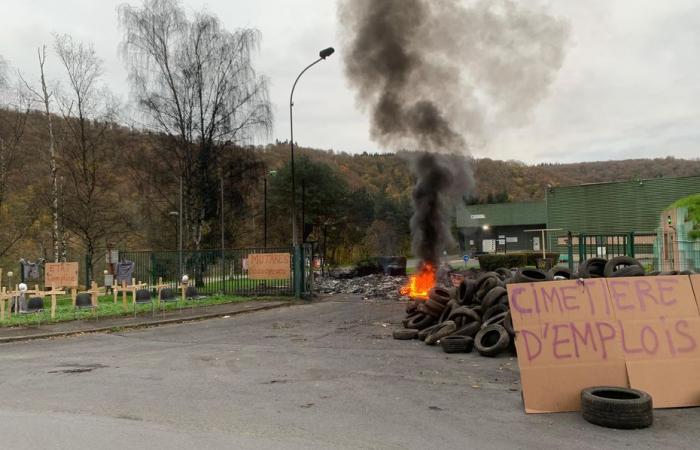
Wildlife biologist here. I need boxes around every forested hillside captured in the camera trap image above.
[2,106,700,272]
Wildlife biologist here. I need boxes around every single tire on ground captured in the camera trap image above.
[581,386,653,429]
[441,336,474,354]
[604,256,644,278]
[393,329,419,340]
[474,324,511,357]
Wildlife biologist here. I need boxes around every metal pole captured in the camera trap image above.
[179,176,183,277]
[542,229,546,260]
[221,171,225,292]
[264,177,268,248]
[290,57,323,246]
[301,179,305,243]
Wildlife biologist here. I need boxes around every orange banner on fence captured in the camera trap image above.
[248,253,291,280]
[508,276,700,413]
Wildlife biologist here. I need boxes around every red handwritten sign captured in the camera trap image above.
[508,276,700,413]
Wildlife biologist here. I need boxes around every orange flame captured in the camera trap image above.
[400,264,436,299]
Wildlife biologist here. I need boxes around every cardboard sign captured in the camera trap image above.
[45,262,79,288]
[248,253,291,280]
[508,276,700,413]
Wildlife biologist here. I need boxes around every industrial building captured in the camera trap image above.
[456,175,700,270]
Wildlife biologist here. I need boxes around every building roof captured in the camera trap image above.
[547,175,700,234]
[456,201,547,228]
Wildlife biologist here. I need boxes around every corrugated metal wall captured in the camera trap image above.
[456,201,547,228]
[546,176,700,234]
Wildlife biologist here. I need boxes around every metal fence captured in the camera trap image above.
[551,232,659,272]
[118,245,313,297]
[654,240,700,273]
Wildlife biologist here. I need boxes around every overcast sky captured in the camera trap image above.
[1,0,699,164]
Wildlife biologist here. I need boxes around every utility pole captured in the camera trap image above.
[179,176,183,277]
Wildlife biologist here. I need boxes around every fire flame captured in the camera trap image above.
[400,264,436,299]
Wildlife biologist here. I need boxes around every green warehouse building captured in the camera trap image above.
[456,175,700,270]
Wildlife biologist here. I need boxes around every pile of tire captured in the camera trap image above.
[395,259,695,356]
[396,268,522,357]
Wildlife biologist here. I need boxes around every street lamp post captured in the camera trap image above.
[289,47,334,246]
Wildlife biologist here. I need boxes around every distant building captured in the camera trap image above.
[456,175,700,270]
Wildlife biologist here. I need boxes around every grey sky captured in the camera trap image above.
[1,0,699,163]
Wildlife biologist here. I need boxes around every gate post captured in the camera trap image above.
[293,245,303,298]
[567,231,574,272]
[627,232,636,258]
[578,233,586,265]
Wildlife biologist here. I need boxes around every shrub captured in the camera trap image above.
[478,253,560,272]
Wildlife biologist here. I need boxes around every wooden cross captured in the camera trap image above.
[79,281,104,307]
[0,287,13,321]
[112,278,146,311]
[152,277,169,306]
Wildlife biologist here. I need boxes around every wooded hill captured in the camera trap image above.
[2,106,700,273]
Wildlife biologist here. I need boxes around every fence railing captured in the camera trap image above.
[118,245,313,297]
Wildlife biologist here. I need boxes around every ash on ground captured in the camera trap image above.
[317,274,408,300]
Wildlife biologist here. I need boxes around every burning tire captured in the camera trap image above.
[405,313,436,330]
[581,387,653,429]
[393,329,419,340]
[441,336,474,354]
[428,287,451,305]
[604,256,644,278]
[579,258,607,278]
[475,324,510,357]
[425,321,457,345]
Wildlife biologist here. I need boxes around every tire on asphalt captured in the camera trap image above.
[604,256,644,278]
[425,321,457,346]
[393,329,419,340]
[428,287,451,305]
[581,386,653,429]
[579,257,607,278]
[474,324,511,357]
[440,336,474,354]
[405,313,436,330]
[418,323,442,341]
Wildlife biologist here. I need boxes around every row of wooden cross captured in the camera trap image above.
[1,266,189,320]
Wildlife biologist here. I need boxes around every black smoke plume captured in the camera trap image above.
[338,0,568,265]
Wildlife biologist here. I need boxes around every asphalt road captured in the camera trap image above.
[0,296,697,449]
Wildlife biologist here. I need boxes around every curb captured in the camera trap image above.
[0,301,294,344]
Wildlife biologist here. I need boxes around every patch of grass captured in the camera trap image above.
[0,293,271,328]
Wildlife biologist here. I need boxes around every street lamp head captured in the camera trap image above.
[319,47,335,59]
[168,211,179,216]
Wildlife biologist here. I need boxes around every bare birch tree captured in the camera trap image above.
[20,46,61,262]
[53,34,122,281]
[118,0,272,250]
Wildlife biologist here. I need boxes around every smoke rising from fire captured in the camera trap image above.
[338,0,569,265]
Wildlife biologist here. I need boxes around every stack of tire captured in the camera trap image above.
[394,256,694,356]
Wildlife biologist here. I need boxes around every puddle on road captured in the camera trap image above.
[48,363,109,374]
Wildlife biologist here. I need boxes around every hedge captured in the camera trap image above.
[478,253,560,272]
